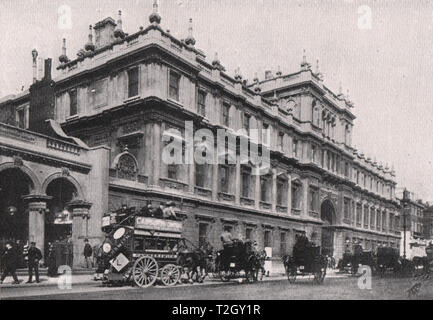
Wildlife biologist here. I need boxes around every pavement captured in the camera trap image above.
[0,261,347,290]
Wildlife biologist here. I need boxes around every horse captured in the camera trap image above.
[176,241,214,283]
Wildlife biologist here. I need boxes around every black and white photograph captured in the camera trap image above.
[0,0,432,305]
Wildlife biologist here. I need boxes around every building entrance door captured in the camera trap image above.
[320,200,336,257]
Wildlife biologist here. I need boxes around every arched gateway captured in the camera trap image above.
[320,199,336,257]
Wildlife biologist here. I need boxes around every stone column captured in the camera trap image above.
[68,200,92,268]
[23,195,52,262]
[152,121,162,186]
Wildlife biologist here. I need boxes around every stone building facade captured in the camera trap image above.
[0,6,406,265]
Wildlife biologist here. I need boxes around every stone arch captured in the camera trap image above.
[112,149,139,180]
[42,172,84,200]
[320,198,336,225]
[0,162,41,194]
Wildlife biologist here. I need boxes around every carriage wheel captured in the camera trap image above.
[287,267,297,284]
[132,256,159,288]
[161,264,181,286]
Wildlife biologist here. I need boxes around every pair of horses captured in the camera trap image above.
[176,241,215,283]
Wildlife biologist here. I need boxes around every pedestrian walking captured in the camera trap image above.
[26,242,42,283]
[83,238,93,268]
[0,242,20,284]
[46,242,57,277]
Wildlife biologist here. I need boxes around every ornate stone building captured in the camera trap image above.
[0,4,405,265]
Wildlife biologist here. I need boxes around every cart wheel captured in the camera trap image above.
[161,264,181,286]
[287,267,297,284]
[132,255,159,288]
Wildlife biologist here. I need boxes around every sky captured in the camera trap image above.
[0,0,432,202]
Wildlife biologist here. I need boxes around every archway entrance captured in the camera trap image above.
[0,168,34,244]
[320,199,335,256]
[45,178,77,246]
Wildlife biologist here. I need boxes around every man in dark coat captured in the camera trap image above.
[83,238,93,268]
[27,242,42,283]
[0,242,20,284]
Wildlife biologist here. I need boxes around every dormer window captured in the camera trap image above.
[128,67,139,98]
[16,104,29,129]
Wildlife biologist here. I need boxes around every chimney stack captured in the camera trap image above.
[44,58,52,81]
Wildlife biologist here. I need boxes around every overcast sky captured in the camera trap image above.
[0,0,432,202]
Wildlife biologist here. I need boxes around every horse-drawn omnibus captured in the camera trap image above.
[99,208,184,287]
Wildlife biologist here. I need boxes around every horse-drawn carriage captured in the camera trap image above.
[99,209,186,287]
[214,239,264,283]
[376,247,401,277]
[338,245,376,275]
[282,235,327,284]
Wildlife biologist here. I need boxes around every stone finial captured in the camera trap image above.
[149,0,161,25]
[234,67,243,82]
[59,38,69,64]
[253,72,259,84]
[337,81,345,99]
[32,49,38,83]
[114,10,126,39]
[85,25,95,51]
[300,49,311,71]
[315,59,323,81]
[212,52,224,70]
[276,65,282,77]
[185,18,196,46]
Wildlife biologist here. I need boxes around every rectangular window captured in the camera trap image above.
[90,79,108,108]
[376,211,381,230]
[262,123,269,146]
[291,182,301,209]
[277,179,286,206]
[195,164,206,188]
[198,223,208,248]
[69,89,78,116]
[241,166,251,198]
[16,108,26,129]
[221,103,230,127]
[344,198,350,221]
[370,208,376,229]
[219,165,230,194]
[168,164,177,180]
[278,132,284,152]
[197,90,206,116]
[169,70,180,101]
[309,187,319,213]
[312,145,316,163]
[344,162,350,177]
[128,67,139,98]
[246,227,253,241]
[293,139,298,158]
[260,175,271,203]
[356,203,362,226]
[280,232,287,254]
[264,230,271,248]
[243,113,251,135]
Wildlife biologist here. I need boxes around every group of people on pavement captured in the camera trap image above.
[1,237,97,285]
[1,241,42,285]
